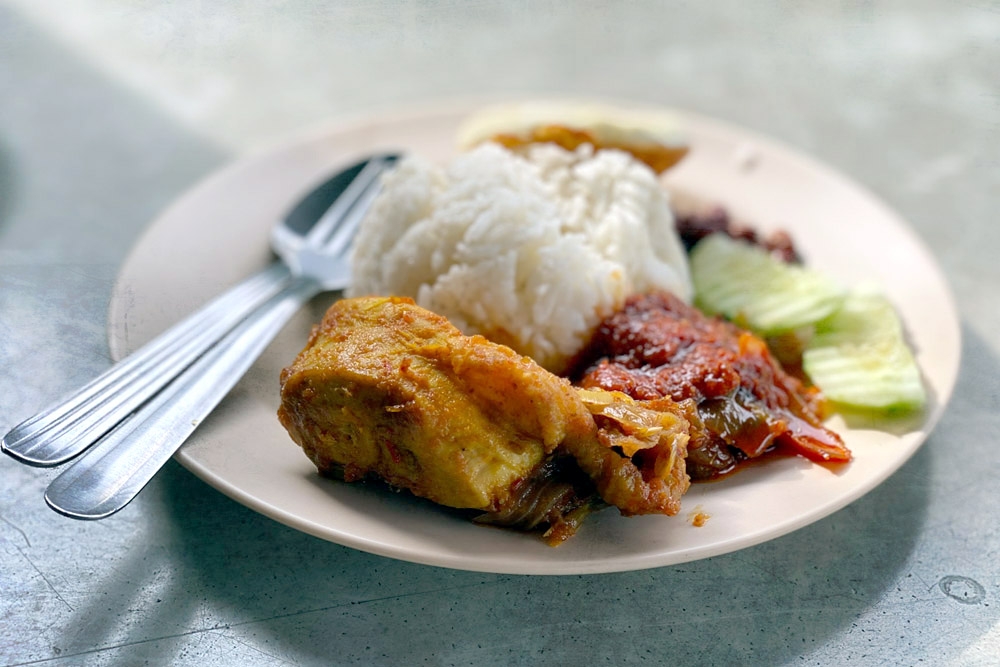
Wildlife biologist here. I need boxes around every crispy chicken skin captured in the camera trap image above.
[572,390,694,516]
[278,296,598,511]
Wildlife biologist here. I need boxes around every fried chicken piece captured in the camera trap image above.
[278,296,598,511]
[279,296,694,542]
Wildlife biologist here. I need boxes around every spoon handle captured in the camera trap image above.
[2,262,293,466]
[44,277,321,519]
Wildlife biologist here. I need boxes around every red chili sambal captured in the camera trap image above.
[573,291,851,480]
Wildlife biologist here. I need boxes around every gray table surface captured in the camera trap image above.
[2,2,998,665]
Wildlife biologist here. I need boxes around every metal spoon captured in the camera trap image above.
[2,153,399,468]
[43,152,401,519]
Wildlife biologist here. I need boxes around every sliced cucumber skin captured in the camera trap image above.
[690,234,845,335]
[690,234,925,413]
[803,291,926,412]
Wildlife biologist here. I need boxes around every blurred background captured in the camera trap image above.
[2,1,998,665]
[2,0,997,335]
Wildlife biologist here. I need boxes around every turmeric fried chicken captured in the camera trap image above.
[278,296,597,511]
[279,296,694,543]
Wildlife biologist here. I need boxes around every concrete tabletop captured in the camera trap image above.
[2,2,998,664]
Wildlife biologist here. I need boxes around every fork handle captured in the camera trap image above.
[2,262,293,466]
[44,277,322,519]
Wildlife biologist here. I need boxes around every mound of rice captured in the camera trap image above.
[348,141,692,373]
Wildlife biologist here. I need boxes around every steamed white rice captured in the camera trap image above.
[348,141,692,372]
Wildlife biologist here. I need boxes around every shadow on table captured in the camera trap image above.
[56,336,988,664]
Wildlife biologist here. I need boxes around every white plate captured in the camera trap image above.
[108,100,960,575]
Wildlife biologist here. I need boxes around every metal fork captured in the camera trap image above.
[43,153,400,519]
[2,154,398,469]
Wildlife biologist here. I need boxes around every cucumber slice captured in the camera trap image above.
[803,290,926,412]
[690,234,845,334]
